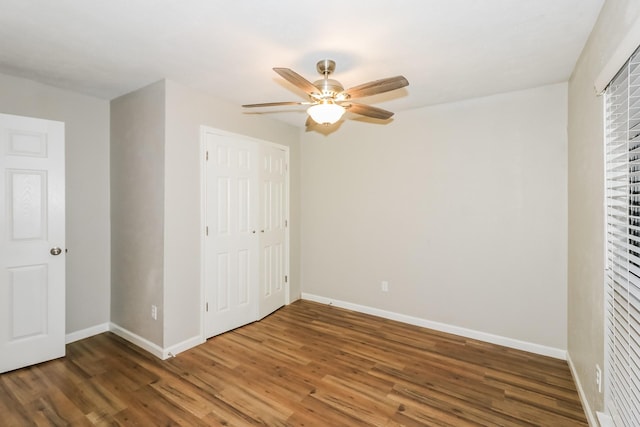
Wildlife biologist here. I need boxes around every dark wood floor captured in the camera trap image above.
[1,300,587,426]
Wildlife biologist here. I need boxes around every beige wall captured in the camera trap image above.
[567,0,640,421]
[110,81,166,346]
[0,72,111,336]
[109,79,300,351]
[301,83,568,351]
[163,80,300,348]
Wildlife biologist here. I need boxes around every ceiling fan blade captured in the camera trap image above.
[342,76,409,99]
[242,101,310,108]
[343,102,394,120]
[273,67,320,95]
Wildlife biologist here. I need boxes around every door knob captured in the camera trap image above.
[50,247,62,256]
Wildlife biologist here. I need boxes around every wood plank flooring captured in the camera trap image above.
[0,300,587,426]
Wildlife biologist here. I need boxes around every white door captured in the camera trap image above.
[258,145,287,319]
[0,113,65,373]
[204,130,259,337]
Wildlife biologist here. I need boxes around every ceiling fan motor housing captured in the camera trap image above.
[313,59,347,99]
[312,78,345,98]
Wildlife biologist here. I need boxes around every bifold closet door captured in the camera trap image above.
[204,132,259,338]
[203,129,288,338]
[258,144,287,319]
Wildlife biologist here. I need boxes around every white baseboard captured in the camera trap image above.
[65,323,110,344]
[301,293,567,360]
[567,353,600,426]
[596,412,613,427]
[108,323,204,360]
[164,335,205,359]
[109,322,166,360]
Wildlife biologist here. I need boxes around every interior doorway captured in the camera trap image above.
[0,113,65,373]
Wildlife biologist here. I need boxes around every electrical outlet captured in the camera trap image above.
[151,305,158,320]
[381,281,389,292]
[596,364,602,393]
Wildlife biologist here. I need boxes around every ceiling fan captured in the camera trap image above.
[242,59,409,126]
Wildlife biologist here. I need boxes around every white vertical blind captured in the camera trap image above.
[605,46,640,427]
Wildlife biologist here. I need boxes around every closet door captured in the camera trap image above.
[204,131,259,338]
[202,128,288,338]
[258,144,287,319]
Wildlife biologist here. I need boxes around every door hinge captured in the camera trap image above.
[285,219,288,227]
[206,151,209,161]
[206,302,209,312]
[285,275,288,283]
[205,226,209,236]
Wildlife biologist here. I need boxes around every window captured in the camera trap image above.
[604,46,640,426]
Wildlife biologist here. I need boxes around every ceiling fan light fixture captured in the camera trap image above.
[307,102,345,125]
[243,59,408,126]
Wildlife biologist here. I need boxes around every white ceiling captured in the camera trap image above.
[0,0,604,127]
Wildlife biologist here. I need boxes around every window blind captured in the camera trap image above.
[605,46,640,427]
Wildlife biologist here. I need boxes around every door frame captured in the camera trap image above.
[199,126,290,341]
